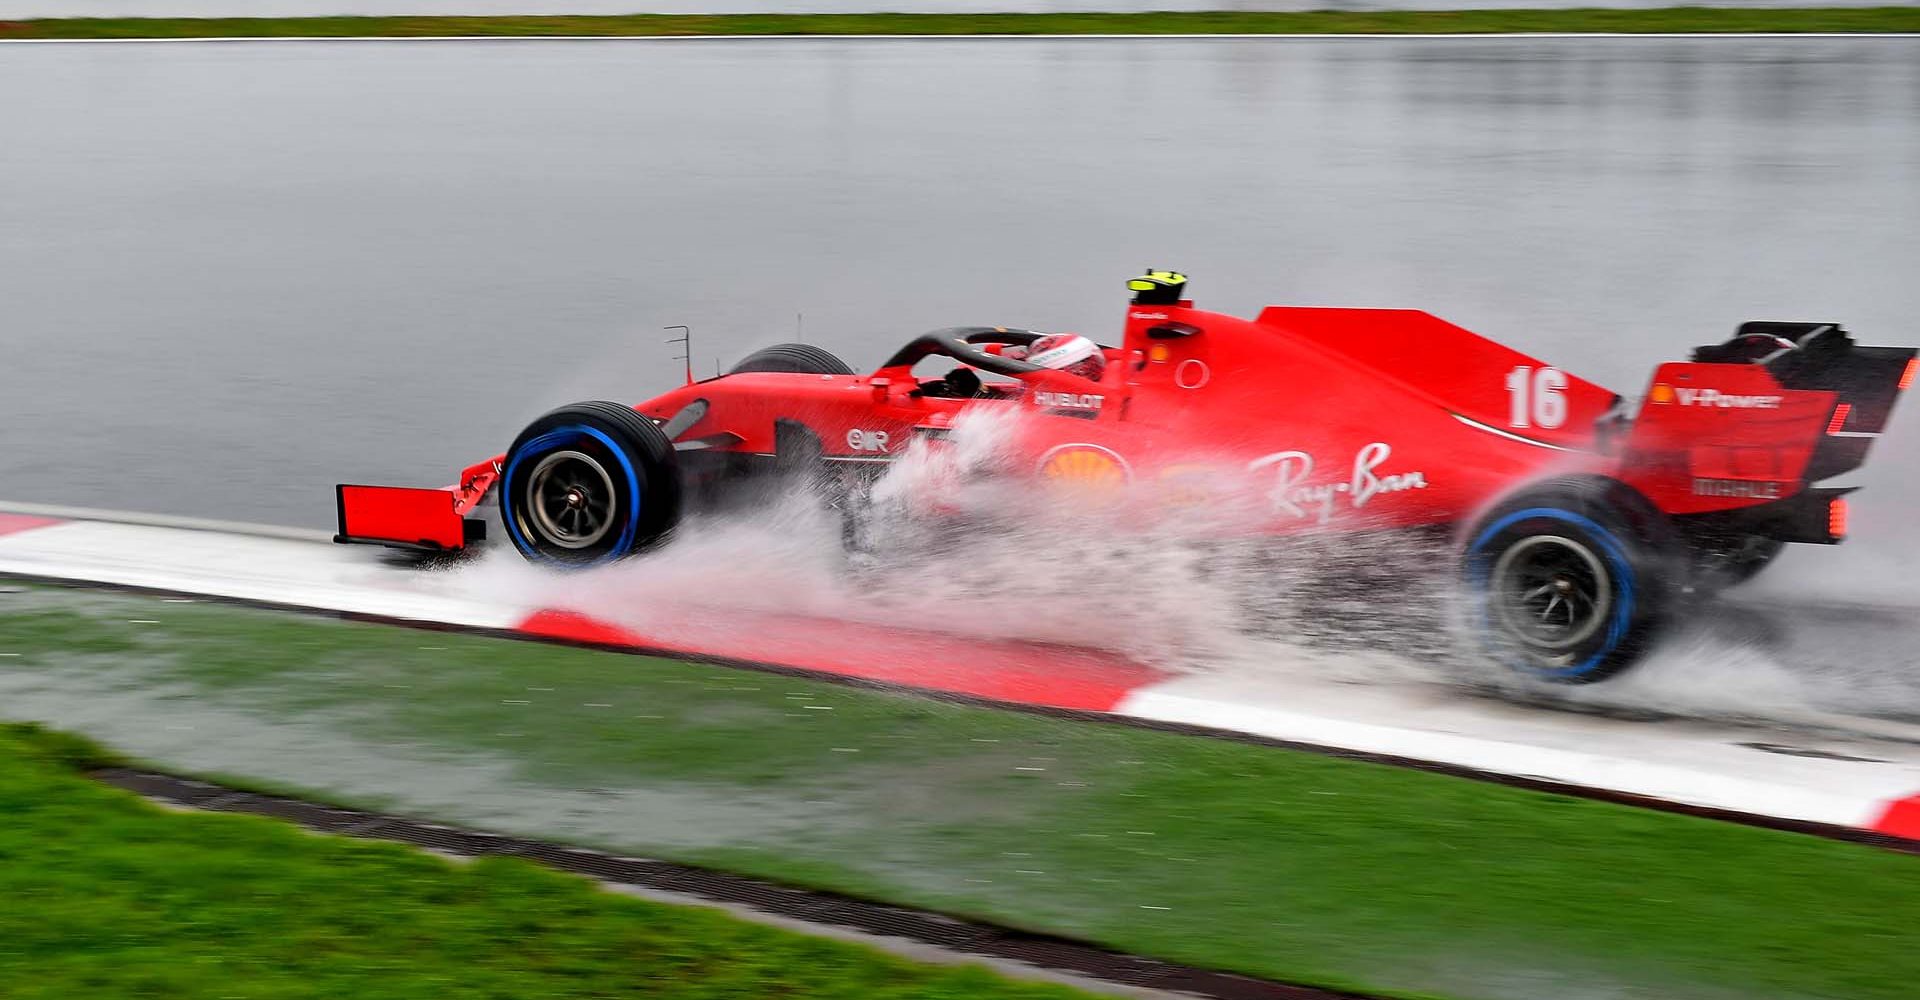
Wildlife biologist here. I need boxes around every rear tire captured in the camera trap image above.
[730,343,855,376]
[500,402,680,567]
[1462,478,1673,683]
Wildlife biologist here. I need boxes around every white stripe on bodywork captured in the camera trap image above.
[1448,412,1582,452]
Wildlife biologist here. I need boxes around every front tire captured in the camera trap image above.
[500,402,680,567]
[1462,479,1672,683]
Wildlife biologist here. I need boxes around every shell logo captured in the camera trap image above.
[1650,383,1675,405]
[1037,444,1130,490]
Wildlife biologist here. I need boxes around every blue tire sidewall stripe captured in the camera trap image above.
[502,423,644,565]
[1466,506,1637,679]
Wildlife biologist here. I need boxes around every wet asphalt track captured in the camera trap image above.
[1490,598,1920,732]
[1,35,1918,711]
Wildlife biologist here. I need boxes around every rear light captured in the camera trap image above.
[1829,497,1849,540]
[1900,358,1918,392]
[1826,403,1853,435]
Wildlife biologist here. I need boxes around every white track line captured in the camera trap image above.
[0,519,525,628]
[0,499,331,543]
[1119,679,1920,830]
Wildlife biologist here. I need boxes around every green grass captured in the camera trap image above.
[0,721,1098,1000]
[6,584,1920,999]
[3,8,1920,40]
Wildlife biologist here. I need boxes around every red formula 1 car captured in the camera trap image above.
[336,272,1916,681]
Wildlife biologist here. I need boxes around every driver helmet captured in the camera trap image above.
[1017,333,1106,382]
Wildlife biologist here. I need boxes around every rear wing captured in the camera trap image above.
[1621,322,1916,524]
[1702,322,1917,481]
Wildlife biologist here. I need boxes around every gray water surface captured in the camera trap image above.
[2,36,1918,599]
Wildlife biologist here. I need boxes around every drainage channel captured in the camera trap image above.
[94,767,1377,1000]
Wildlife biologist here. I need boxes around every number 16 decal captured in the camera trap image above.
[1505,366,1567,429]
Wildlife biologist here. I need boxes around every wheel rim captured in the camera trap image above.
[1489,534,1613,652]
[525,450,617,550]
